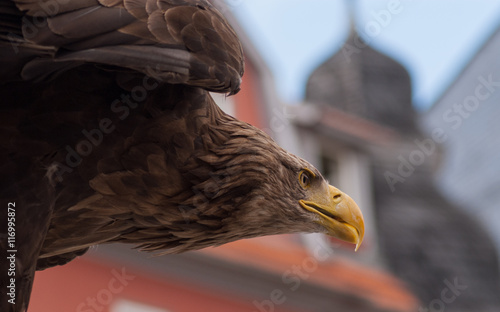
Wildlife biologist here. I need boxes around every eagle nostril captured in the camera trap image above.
[333,194,341,200]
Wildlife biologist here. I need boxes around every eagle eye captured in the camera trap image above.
[298,169,314,188]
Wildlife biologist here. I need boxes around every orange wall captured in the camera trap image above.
[30,256,297,312]
[233,59,266,130]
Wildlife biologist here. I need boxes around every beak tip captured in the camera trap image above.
[354,224,364,252]
[354,240,362,252]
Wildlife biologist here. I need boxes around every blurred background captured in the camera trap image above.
[30,1,500,311]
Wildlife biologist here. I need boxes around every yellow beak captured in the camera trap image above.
[300,185,365,251]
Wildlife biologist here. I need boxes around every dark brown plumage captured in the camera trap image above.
[0,0,364,311]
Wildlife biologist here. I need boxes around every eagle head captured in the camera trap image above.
[183,115,365,252]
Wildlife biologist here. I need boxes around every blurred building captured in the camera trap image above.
[423,22,500,262]
[298,20,500,312]
[29,2,419,312]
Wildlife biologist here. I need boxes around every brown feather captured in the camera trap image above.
[46,6,136,38]
[123,0,149,20]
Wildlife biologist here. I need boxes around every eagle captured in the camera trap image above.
[0,0,364,311]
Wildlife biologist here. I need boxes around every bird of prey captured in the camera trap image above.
[0,0,364,310]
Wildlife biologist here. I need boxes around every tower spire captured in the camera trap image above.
[346,0,357,32]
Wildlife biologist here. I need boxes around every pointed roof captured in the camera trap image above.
[306,30,417,133]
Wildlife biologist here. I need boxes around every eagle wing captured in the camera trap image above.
[1,0,244,93]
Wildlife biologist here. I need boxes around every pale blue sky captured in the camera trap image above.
[229,0,500,110]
